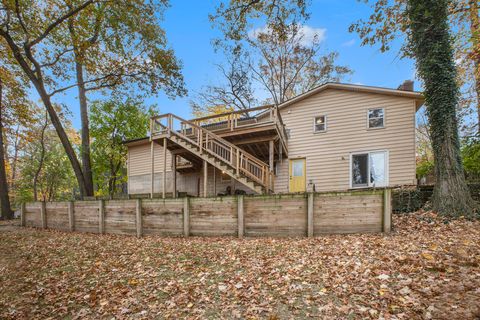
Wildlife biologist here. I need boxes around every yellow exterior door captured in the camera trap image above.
[289,158,306,192]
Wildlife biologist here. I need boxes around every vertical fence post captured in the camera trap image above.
[383,189,392,233]
[68,201,75,232]
[237,195,244,239]
[183,197,190,237]
[40,201,47,229]
[20,202,26,227]
[136,199,142,238]
[99,200,105,234]
[307,193,314,238]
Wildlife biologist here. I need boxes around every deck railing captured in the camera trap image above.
[151,113,274,191]
[189,105,289,154]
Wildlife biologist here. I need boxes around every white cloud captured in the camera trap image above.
[342,39,356,47]
[248,24,327,46]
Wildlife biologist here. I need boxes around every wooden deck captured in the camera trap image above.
[148,105,288,197]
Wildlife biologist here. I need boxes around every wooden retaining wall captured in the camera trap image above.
[21,190,392,237]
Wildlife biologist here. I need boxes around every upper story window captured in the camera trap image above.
[368,108,385,129]
[314,115,327,132]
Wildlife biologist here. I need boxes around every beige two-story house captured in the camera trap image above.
[124,82,424,197]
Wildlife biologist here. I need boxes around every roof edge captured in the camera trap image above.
[123,137,149,146]
[277,82,424,110]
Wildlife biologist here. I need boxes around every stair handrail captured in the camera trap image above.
[151,113,271,189]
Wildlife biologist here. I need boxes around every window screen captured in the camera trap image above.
[351,151,387,188]
[368,108,384,128]
[314,116,326,132]
[352,154,368,187]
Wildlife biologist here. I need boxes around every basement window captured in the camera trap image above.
[351,151,388,188]
[367,108,385,129]
[314,115,327,132]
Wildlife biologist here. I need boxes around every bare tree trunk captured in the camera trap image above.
[407,0,477,218]
[67,14,97,197]
[469,0,480,134]
[0,31,89,197]
[9,125,20,190]
[32,77,89,197]
[33,112,48,201]
[0,80,14,220]
[73,51,94,196]
[108,161,122,197]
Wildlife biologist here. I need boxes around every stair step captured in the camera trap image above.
[164,133,267,194]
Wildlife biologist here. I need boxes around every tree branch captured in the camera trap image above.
[27,0,95,48]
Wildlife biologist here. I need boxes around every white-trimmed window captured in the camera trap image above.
[314,115,327,132]
[351,151,388,188]
[367,108,385,129]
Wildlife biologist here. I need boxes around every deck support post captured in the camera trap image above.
[183,197,190,237]
[279,139,283,164]
[136,199,142,238]
[307,193,314,238]
[150,141,154,198]
[213,168,216,196]
[20,202,26,227]
[172,154,177,198]
[40,201,46,229]
[162,138,167,199]
[269,140,274,193]
[68,201,75,231]
[203,160,208,197]
[383,189,392,233]
[237,195,244,238]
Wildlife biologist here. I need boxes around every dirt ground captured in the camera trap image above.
[0,212,479,319]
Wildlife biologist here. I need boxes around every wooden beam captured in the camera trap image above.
[279,139,283,163]
[162,137,167,199]
[383,189,392,233]
[216,124,276,138]
[20,202,26,227]
[269,140,274,193]
[183,197,190,237]
[237,195,244,238]
[213,167,216,196]
[68,201,74,231]
[98,200,105,234]
[172,154,177,198]
[229,135,278,146]
[150,141,154,198]
[203,160,208,197]
[40,201,46,229]
[136,199,142,238]
[307,193,314,237]
[269,141,274,168]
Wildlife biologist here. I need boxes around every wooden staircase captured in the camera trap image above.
[151,113,274,194]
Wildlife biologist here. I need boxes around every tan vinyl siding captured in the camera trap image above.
[199,166,255,196]
[275,89,416,193]
[127,142,173,176]
[127,143,257,195]
[127,87,417,195]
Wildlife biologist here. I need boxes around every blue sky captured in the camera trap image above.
[56,0,417,129]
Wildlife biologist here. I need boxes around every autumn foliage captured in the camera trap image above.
[1,211,479,319]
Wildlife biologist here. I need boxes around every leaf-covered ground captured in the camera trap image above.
[1,212,479,319]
